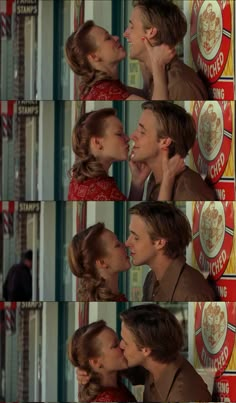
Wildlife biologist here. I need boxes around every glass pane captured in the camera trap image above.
[63,202,73,300]
[62,101,72,200]
[59,0,72,99]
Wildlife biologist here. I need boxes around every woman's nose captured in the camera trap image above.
[124,134,129,143]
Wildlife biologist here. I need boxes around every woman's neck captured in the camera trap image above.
[100,372,118,388]
[104,273,119,294]
[97,62,119,80]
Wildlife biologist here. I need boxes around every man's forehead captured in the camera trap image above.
[130,214,146,228]
[130,6,144,24]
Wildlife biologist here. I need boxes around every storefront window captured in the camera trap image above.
[55,202,74,301]
[58,302,76,401]
[54,0,73,99]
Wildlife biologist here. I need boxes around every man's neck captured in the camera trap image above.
[143,358,169,382]
[145,154,163,184]
[149,254,175,282]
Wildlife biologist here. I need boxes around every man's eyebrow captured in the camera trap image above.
[129,229,139,237]
[138,123,146,131]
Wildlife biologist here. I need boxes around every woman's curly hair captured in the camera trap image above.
[68,223,123,301]
[68,320,107,402]
[69,108,117,182]
[65,20,113,97]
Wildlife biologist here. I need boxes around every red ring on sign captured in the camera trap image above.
[192,101,232,184]
[193,202,234,281]
[191,0,231,84]
[195,302,236,378]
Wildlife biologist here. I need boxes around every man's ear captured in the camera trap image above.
[145,27,158,41]
[159,137,172,151]
[141,346,152,358]
[154,238,167,251]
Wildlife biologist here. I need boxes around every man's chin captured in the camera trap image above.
[129,49,138,60]
[132,258,140,266]
[131,154,143,163]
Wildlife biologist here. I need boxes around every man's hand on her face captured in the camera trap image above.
[76,367,90,385]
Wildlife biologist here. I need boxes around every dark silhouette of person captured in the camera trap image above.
[3,250,32,301]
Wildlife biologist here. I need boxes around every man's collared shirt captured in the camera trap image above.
[147,167,216,201]
[167,56,208,101]
[142,256,215,301]
[143,354,212,402]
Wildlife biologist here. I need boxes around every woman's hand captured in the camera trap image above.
[128,157,151,201]
[76,367,90,385]
[158,150,185,201]
[143,38,176,100]
[143,38,176,70]
[129,157,151,187]
[162,149,185,183]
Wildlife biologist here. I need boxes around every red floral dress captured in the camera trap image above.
[115,293,128,302]
[92,384,137,402]
[81,80,130,100]
[68,177,127,201]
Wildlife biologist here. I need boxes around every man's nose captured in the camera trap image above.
[120,340,124,350]
[130,131,137,141]
[125,237,131,247]
[123,28,129,38]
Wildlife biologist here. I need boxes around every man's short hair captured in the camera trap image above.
[120,304,183,363]
[142,101,196,158]
[133,0,187,46]
[22,250,33,261]
[129,201,192,259]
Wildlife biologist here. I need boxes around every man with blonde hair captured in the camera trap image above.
[124,0,208,100]
[120,304,212,402]
[130,101,216,201]
[126,201,216,301]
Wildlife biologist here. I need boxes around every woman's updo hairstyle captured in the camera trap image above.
[68,320,107,402]
[68,223,121,301]
[65,20,112,97]
[70,108,117,182]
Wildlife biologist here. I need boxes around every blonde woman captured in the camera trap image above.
[68,223,130,301]
[68,320,137,402]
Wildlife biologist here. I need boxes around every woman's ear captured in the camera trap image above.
[87,52,101,65]
[90,136,104,154]
[95,258,109,271]
[89,357,103,371]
